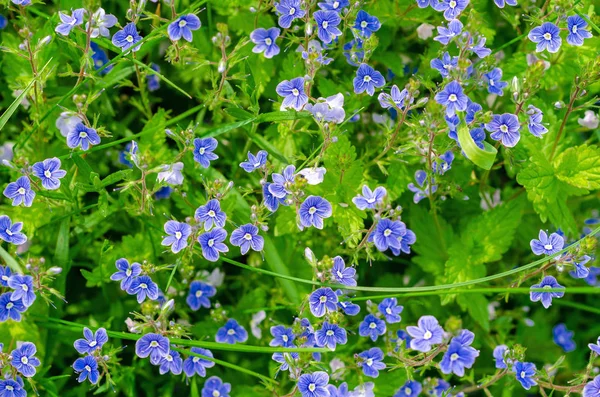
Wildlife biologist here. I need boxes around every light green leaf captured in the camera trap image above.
[554,145,600,190]
[457,123,497,170]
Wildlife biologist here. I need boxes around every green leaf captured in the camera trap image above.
[457,293,490,331]
[0,245,24,273]
[457,123,497,170]
[409,206,454,278]
[72,154,94,181]
[554,145,600,190]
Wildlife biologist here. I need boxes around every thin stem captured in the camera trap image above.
[549,84,582,161]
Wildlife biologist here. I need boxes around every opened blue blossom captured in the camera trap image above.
[493,344,508,368]
[331,256,357,286]
[91,42,113,74]
[407,315,444,352]
[0,215,27,245]
[434,19,463,45]
[299,195,332,229]
[275,0,305,28]
[494,0,517,7]
[11,342,40,377]
[8,274,36,307]
[202,376,231,397]
[378,297,403,323]
[156,163,183,185]
[315,321,347,350]
[378,85,412,110]
[157,350,183,375]
[250,27,281,58]
[431,52,458,77]
[570,255,592,279]
[483,68,507,96]
[74,327,108,354]
[309,287,338,317]
[73,355,99,384]
[368,218,406,252]
[530,230,564,255]
[269,325,295,347]
[343,38,365,66]
[440,330,480,376]
[276,77,308,111]
[392,329,412,351]
[553,323,576,352]
[358,347,386,378]
[230,223,264,254]
[87,8,117,38]
[269,165,296,198]
[528,22,561,53]
[434,0,469,20]
[0,265,11,287]
[359,314,386,342]
[466,99,482,123]
[396,380,422,397]
[186,281,216,310]
[136,333,170,364]
[468,36,492,58]
[161,220,191,254]
[354,10,380,38]
[353,64,385,96]
[435,80,468,116]
[32,157,67,190]
[0,292,26,322]
[527,105,548,137]
[67,123,101,150]
[168,14,201,42]
[4,176,35,207]
[112,23,143,52]
[353,185,387,210]
[55,8,85,36]
[433,150,454,175]
[314,10,342,44]
[298,371,329,397]
[195,199,227,231]
[514,361,537,390]
[0,377,26,397]
[193,137,218,168]
[417,0,431,6]
[485,113,520,147]
[530,275,564,309]
[216,319,248,344]
[584,376,600,397]
[566,15,593,46]
[198,228,229,262]
[319,0,349,12]
[240,151,268,174]
[263,182,286,212]
[127,275,159,303]
[183,347,215,377]
[110,258,141,291]
[272,352,299,372]
[336,290,361,316]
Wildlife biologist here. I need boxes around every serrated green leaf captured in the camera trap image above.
[554,145,600,190]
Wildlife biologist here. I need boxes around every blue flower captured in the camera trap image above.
[417,0,431,8]
[0,292,26,322]
[193,137,218,168]
[298,371,330,397]
[314,10,342,43]
[318,0,349,12]
[530,275,565,309]
[567,15,593,46]
[408,170,436,203]
[468,36,492,58]
[11,342,40,377]
[216,319,248,344]
[494,0,517,7]
[440,331,480,376]
[4,176,35,207]
[336,290,361,316]
[263,182,286,212]
[584,376,600,397]
[250,27,280,58]
[269,325,295,347]
[240,150,268,173]
[514,361,537,390]
[433,150,455,175]
[0,15,6,30]
[591,338,600,355]
[433,0,469,20]
[55,8,85,36]
[299,195,332,229]
[32,157,67,190]
[368,218,406,252]
[352,185,387,211]
[407,315,444,352]
[431,379,451,397]
[195,199,227,231]
[392,329,412,351]
[483,68,507,96]
[74,327,108,354]
[161,220,192,254]
[0,266,11,287]
[186,281,216,310]
[127,275,159,303]
[466,99,482,123]
[553,323,576,352]
[269,165,296,198]
[343,39,365,66]
[12,0,31,5]
[154,186,173,200]
[315,322,347,350]
[528,22,561,53]
[395,380,422,397]
[112,23,143,52]
[87,8,117,38]
[570,255,592,279]
[526,105,548,137]
[168,14,201,42]
[110,258,142,291]
[493,344,508,369]
[0,377,26,397]
[276,77,308,111]
[485,113,520,147]
[136,333,170,364]
[359,314,386,342]
[147,63,160,92]
[8,275,36,307]
[157,350,183,375]
[202,376,231,397]
[435,80,468,116]
[67,123,101,150]
[530,230,564,255]
[275,0,306,29]
[357,347,386,378]
[353,64,385,96]
[73,355,99,384]
[230,224,264,254]
[183,347,215,377]
[272,352,299,372]
[378,297,403,323]
[354,10,380,38]
[331,256,357,286]
[198,228,229,262]
[430,52,458,77]
[309,287,338,317]
[0,215,27,245]
[378,85,412,110]
[91,42,113,75]
[433,19,463,45]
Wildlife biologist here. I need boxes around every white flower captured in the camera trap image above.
[250,310,266,339]
[296,167,326,185]
[206,268,225,287]
[157,162,184,185]
[578,110,599,129]
[329,358,345,380]
[416,23,434,40]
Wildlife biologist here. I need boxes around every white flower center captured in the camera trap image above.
[126,35,134,43]
[500,124,508,133]
[175,231,182,239]
[79,131,88,138]
[282,335,289,342]
[322,21,329,29]
[85,365,91,372]
[543,32,552,41]
[386,308,392,314]
[208,210,216,217]
[366,358,373,366]
[291,88,299,96]
[243,233,252,241]
[337,270,343,279]
[423,330,432,340]
[166,354,173,361]
[333,1,339,7]
[405,388,412,395]
[6,302,13,309]
[309,384,316,392]
[17,187,26,195]
[572,26,578,33]
[326,330,334,336]
[178,20,187,28]
[89,340,97,347]
[309,206,317,215]
[5,230,12,236]
[361,21,368,28]
[490,79,495,86]
[193,357,200,363]
[520,371,526,378]
[265,38,272,45]
[208,239,215,247]
[369,322,376,329]
[140,283,147,289]
[44,170,52,178]
[227,329,235,335]
[289,7,296,15]
[212,392,220,397]
[384,229,392,237]
[363,75,372,82]
[319,295,327,303]
[196,291,203,298]
[451,353,459,361]
[21,284,28,292]
[21,356,28,364]
[448,94,457,102]
[367,197,376,203]
[449,0,457,7]
[544,244,553,250]
[6,386,13,391]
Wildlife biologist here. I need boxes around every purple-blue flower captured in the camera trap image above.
[275,0,306,29]
[359,314,386,342]
[8,275,36,307]
[73,355,99,384]
[354,10,380,38]
[318,0,349,12]
[269,325,295,347]
[168,14,201,42]
[186,281,216,311]
[493,344,508,369]
[530,275,564,309]
[494,0,517,7]
[0,377,26,397]
[309,287,338,317]
[336,290,361,316]
[0,215,27,245]
[553,323,576,352]
[193,137,218,168]
[407,315,444,352]
[250,27,280,58]
[353,64,385,96]
[407,170,437,204]
[434,19,463,45]
[433,150,454,175]
[357,347,386,378]
[570,255,592,279]
[276,77,308,111]
[198,228,229,262]
[485,113,520,147]
[434,0,469,20]
[240,150,268,173]
[87,8,117,38]
[483,68,507,96]
[378,297,403,323]
[298,371,330,397]
[263,182,286,212]
[11,342,40,377]
[269,165,296,198]
[32,157,67,190]
[527,105,548,137]
[127,275,159,303]
[584,376,600,397]
[417,0,431,7]
[430,52,458,77]
[161,220,191,254]
[514,361,537,390]
[368,218,406,252]
[392,329,412,350]
[567,15,593,46]
[395,380,422,397]
[528,22,562,53]
[230,224,264,255]
[0,266,11,287]
[216,319,248,344]
[136,333,170,364]
[91,42,112,75]
[195,199,227,231]
[55,8,85,36]
[530,230,564,255]
[299,195,332,229]
[378,85,412,110]
[353,185,386,210]
[4,176,35,207]
[440,331,480,376]
[110,258,142,291]
[111,23,143,52]
[468,36,492,58]
[67,123,101,150]
[315,322,347,350]
[202,376,231,397]
[314,10,342,44]
[183,347,215,377]
[73,327,108,354]
[157,350,183,375]
[435,80,468,116]
[272,352,299,372]
[331,256,357,287]
[0,292,26,322]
